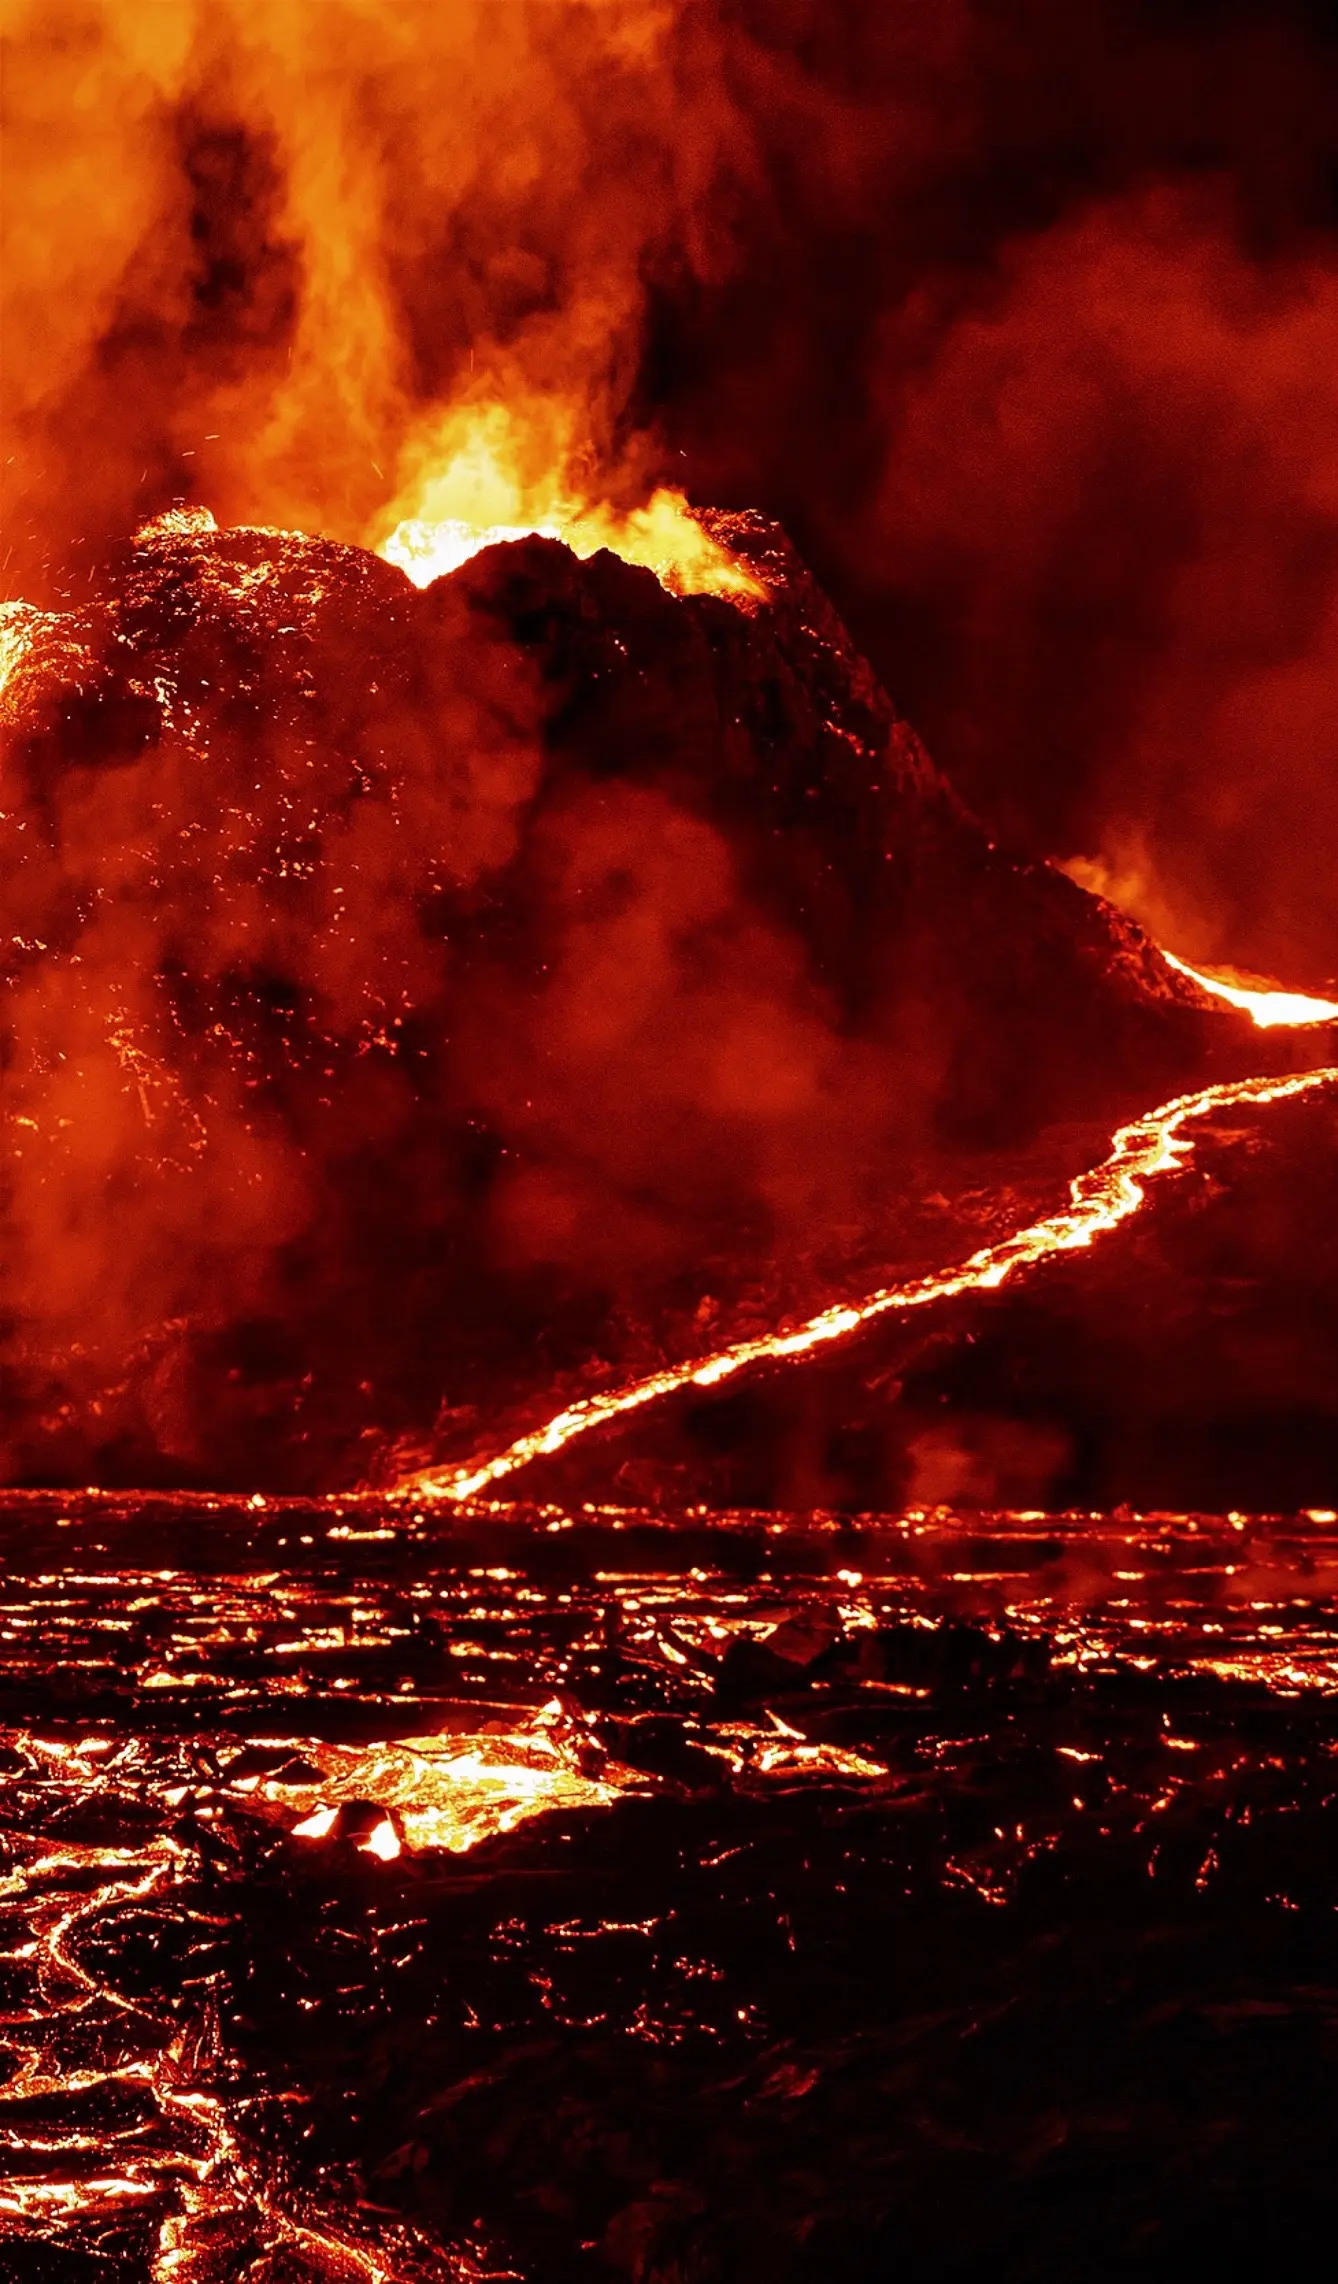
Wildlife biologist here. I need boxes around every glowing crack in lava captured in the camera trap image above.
[400,1061,1338,1504]
[1161,950,1338,1028]
[0,1731,448,2282]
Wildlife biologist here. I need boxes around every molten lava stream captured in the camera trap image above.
[1160,950,1338,1029]
[400,1059,1338,1504]
[0,1726,474,2279]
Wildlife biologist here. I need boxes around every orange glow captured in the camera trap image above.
[399,1061,1338,1502]
[381,487,764,599]
[0,0,778,584]
[267,1706,637,1854]
[291,1803,339,1839]
[1160,949,1338,1028]
[376,408,765,599]
[358,1816,402,1862]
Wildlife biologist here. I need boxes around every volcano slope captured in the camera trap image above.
[0,506,1261,1491]
[481,1074,1338,1519]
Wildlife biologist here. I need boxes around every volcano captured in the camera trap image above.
[12,5,1338,2272]
[9,505,1338,2283]
[8,461,1338,2284]
[0,504,1280,1495]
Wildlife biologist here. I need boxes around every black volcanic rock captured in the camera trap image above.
[0,506,1252,1488]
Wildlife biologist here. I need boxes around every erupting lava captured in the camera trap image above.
[374,407,766,599]
[400,1060,1338,1504]
[1160,950,1338,1029]
[380,483,765,600]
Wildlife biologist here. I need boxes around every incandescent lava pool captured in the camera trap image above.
[1,1495,1336,2281]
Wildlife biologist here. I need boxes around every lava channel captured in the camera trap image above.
[400,1060,1338,1504]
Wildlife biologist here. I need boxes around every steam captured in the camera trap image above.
[0,512,548,1481]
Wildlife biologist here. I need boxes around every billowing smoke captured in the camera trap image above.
[848,183,1338,989]
[0,515,551,1481]
[0,494,1221,1490]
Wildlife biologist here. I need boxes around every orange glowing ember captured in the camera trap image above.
[1161,950,1338,1028]
[399,1061,1338,1503]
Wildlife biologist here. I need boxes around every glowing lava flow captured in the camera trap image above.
[0,1725,495,2280]
[400,1064,1338,1504]
[1161,951,1338,1029]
